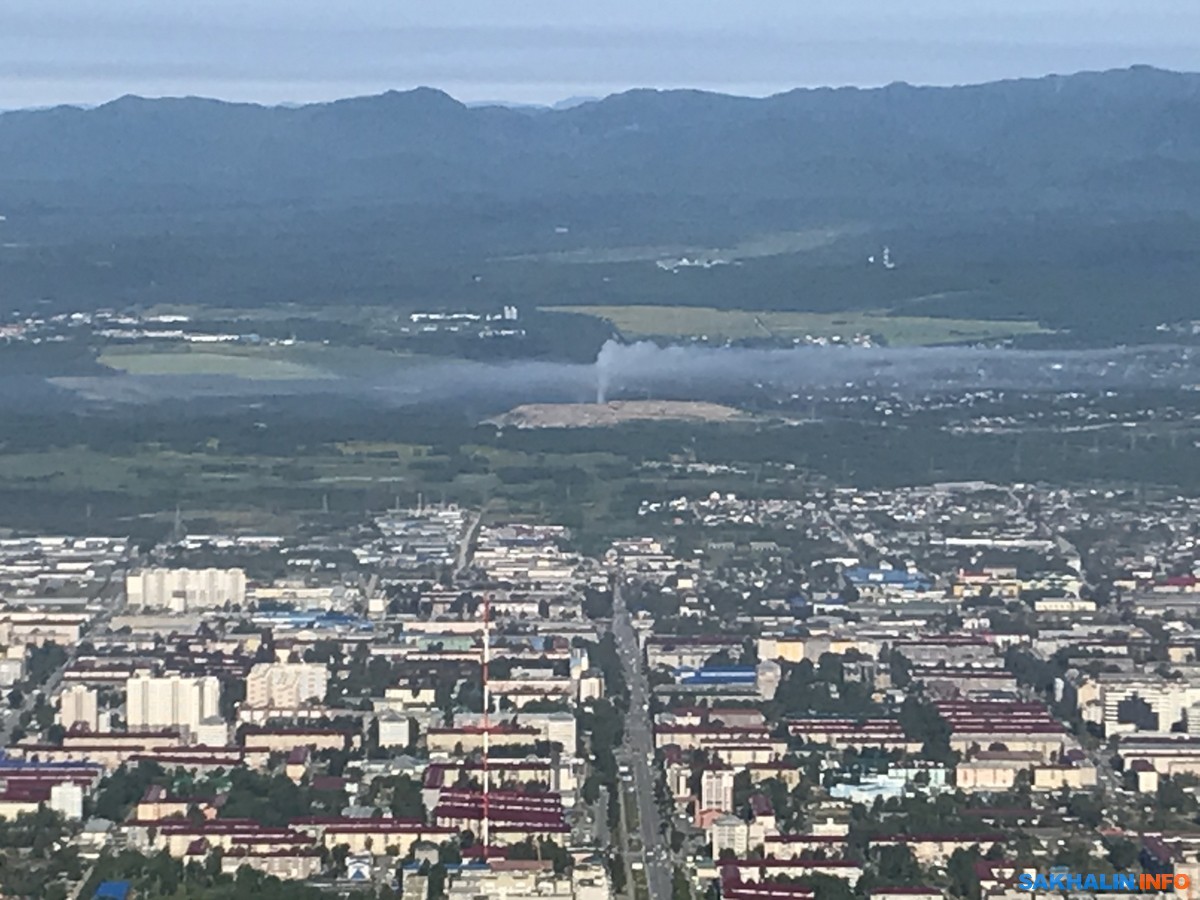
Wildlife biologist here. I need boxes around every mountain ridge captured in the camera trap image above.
[6,64,1197,115]
[2,65,1200,331]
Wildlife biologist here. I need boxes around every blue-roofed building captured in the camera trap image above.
[93,882,131,900]
[787,594,809,610]
[676,666,758,686]
[843,566,932,593]
[248,609,373,632]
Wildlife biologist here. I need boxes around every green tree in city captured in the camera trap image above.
[673,865,692,900]
[874,844,923,885]
[947,847,982,900]
[807,873,855,900]
[1106,837,1139,871]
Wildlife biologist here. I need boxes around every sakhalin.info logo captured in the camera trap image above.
[1018,873,1191,891]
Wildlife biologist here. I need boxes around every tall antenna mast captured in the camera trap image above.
[482,591,491,854]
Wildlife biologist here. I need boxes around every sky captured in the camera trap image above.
[2,0,1199,108]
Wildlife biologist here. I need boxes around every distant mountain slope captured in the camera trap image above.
[1,66,1199,223]
[2,67,1200,335]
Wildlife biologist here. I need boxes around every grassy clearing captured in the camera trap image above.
[499,228,848,264]
[99,345,331,380]
[334,442,427,459]
[0,447,407,498]
[541,304,1049,346]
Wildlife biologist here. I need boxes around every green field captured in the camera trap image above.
[96,340,435,380]
[542,305,1049,346]
[0,436,646,541]
[99,346,331,380]
[501,227,847,264]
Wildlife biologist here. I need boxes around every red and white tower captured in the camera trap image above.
[481,591,492,854]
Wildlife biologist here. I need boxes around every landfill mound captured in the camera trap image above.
[488,400,747,429]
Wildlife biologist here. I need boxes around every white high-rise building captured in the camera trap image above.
[700,768,737,813]
[710,815,770,858]
[126,674,221,737]
[245,662,329,709]
[59,684,100,733]
[125,568,247,613]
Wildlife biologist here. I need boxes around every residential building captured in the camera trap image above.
[245,662,328,709]
[60,684,100,732]
[126,674,221,737]
[125,568,247,613]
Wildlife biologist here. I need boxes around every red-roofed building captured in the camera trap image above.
[973,860,1024,895]
[426,723,541,755]
[763,835,850,859]
[722,877,816,900]
[432,788,569,842]
[786,718,920,753]
[240,726,356,754]
[136,784,219,822]
[291,817,456,855]
[936,700,1070,761]
[719,858,864,886]
[6,734,240,771]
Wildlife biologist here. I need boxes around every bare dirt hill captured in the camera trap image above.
[487,400,748,429]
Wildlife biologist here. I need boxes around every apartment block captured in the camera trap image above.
[245,662,329,709]
[59,684,100,732]
[125,568,247,613]
[126,673,221,737]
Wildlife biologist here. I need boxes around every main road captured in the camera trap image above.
[453,509,484,577]
[612,577,673,900]
[1,568,125,748]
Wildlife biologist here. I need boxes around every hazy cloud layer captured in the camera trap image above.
[44,344,1200,411]
[3,1,1200,107]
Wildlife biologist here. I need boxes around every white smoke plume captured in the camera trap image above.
[48,341,1200,409]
